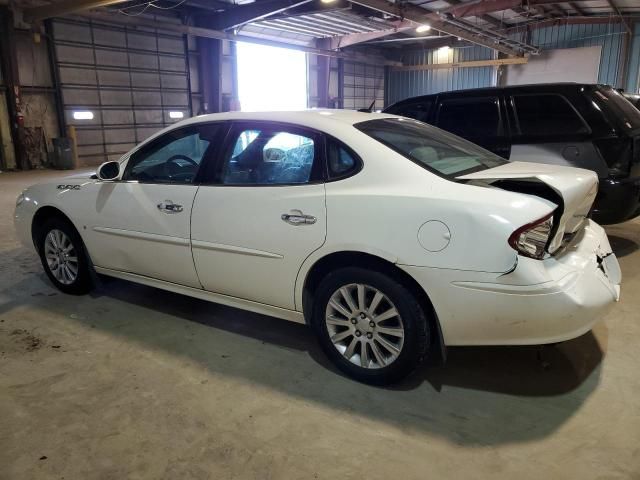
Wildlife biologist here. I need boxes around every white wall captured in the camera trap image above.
[503,46,601,85]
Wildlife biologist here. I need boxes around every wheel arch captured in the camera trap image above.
[299,250,447,364]
[31,206,79,248]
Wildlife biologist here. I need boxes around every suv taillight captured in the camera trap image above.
[594,137,633,178]
[508,213,554,259]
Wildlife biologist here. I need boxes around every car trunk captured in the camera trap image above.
[457,162,598,254]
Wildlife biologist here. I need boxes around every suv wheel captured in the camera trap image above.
[312,267,429,385]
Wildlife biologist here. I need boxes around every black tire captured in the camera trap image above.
[36,217,94,295]
[312,267,430,385]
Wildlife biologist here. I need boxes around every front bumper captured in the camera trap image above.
[14,194,38,249]
[401,220,620,346]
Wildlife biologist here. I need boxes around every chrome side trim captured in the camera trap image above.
[191,239,283,259]
[92,226,189,246]
[94,266,305,323]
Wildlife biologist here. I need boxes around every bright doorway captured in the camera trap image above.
[236,42,307,111]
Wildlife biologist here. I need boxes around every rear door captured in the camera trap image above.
[435,95,511,159]
[190,121,327,310]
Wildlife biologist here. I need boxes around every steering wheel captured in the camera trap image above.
[264,148,286,162]
[164,154,198,181]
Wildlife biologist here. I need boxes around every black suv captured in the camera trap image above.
[384,83,640,224]
[624,93,640,110]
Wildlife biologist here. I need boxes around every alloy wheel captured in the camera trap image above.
[325,283,405,369]
[44,229,79,285]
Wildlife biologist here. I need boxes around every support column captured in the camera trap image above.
[0,6,29,170]
[316,39,330,108]
[197,37,222,114]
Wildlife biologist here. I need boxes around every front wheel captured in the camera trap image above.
[37,217,94,295]
[312,267,430,385]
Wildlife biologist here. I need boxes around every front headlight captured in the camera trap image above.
[16,192,26,207]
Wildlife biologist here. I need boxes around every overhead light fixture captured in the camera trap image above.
[457,37,462,41]
[72,111,93,120]
[438,45,451,53]
[416,24,431,33]
[169,111,184,119]
[321,0,337,3]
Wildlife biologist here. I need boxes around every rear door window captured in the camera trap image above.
[326,140,361,179]
[220,125,319,185]
[512,94,590,139]
[436,97,502,138]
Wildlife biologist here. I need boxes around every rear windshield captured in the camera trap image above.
[355,117,507,178]
[593,86,640,134]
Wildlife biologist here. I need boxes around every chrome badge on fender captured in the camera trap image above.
[57,184,81,190]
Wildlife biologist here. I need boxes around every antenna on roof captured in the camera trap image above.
[358,99,376,113]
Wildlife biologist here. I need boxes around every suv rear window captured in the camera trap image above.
[355,117,507,178]
[512,94,589,137]
[594,87,640,134]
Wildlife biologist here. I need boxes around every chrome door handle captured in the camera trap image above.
[157,200,183,213]
[281,209,316,226]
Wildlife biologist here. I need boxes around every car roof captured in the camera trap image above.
[176,109,398,130]
[386,82,608,107]
[132,109,401,154]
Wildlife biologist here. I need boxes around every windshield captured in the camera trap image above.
[355,117,507,178]
[593,86,640,134]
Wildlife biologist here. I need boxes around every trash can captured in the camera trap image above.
[51,138,74,170]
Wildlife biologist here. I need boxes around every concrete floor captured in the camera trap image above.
[0,169,639,480]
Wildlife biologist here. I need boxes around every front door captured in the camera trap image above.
[84,124,221,288]
[191,122,327,310]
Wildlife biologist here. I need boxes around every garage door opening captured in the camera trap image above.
[236,42,307,111]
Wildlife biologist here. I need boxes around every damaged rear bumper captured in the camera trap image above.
[401,220,620,346]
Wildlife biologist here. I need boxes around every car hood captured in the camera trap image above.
[457,162,599,254]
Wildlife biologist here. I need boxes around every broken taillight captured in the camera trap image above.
[508,213,554,260]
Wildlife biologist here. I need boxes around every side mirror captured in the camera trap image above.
[97,161,120,181]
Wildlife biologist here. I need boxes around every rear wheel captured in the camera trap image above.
[312,267,429,385]
[37,217,93,295]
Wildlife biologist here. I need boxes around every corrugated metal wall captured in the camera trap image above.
[386,45,495,105]
[52,16,193,166]
[386,22,629,105]
[626,23,640,94]
[511,22,626,86]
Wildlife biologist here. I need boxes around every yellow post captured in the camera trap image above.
[66,125,79,169]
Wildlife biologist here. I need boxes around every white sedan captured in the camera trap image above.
[14,111,621,384]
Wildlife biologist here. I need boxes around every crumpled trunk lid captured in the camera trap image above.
[457,162,599,254]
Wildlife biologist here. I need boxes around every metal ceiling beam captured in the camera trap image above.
[606,0,632,34]
[443,0,504,29]
[23,0,130,22]
[348,0,525,56]
[392,56,529,71]
[569,2,587,16]
[110,0,227,13]
[328,19,413,48]
[503,14,638,32]
[78,10,401,64]
[438,0,577,19]
[206,0,315,31]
